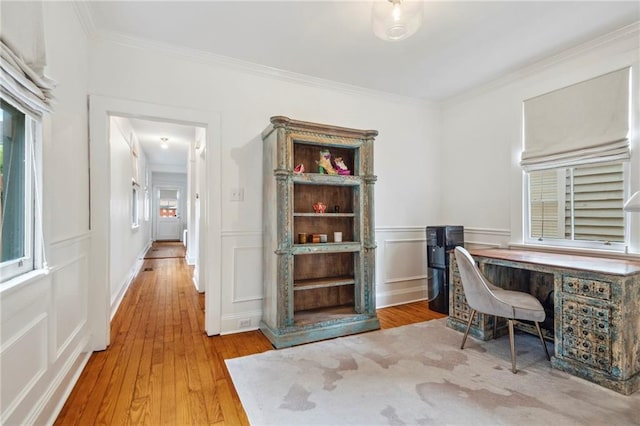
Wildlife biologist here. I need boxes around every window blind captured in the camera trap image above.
[529,169,563,239]
[521,68,630,171]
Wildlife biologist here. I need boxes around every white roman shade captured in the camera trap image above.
[521,68,630,171]
[0,1,56,116]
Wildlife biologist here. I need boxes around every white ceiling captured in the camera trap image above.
[128,118,196,169]
[90,1,639,166]
[87,1,639,101]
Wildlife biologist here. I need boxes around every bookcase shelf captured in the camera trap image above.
[260,116,380,348]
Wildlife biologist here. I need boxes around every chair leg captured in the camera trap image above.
[508,319,517,374]
[535,322,551,361]
[460,309,476,350]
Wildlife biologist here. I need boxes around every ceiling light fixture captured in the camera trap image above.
[160,137,169,150]
[372,0,423,42]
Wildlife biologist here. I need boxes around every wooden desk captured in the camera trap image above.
[447,248,640,395]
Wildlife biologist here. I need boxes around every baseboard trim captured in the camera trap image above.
[110,241,151,320]
[31,334,92,425]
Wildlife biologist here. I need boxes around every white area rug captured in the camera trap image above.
[226,319,640,425]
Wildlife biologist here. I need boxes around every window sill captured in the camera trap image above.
[0,268,50,296]
[509,242,640,261]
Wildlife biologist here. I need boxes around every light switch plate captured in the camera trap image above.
[230,187,244,201]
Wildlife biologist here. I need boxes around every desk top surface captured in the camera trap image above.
[469,248,640,277]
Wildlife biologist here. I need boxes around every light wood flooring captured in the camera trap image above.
[55,242,445,425]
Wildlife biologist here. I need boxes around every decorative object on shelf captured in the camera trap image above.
[334,232,343,243]
[311,234,321,243]
[313,201,327,213]
[334,205,340,213]
[317,149,338,175]
[372,0,423,42]
[333,157,351,175]
[319,234,328,243]
[298,233,307,244]
[294,163,305,174]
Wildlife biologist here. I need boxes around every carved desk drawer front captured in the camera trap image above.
[451,275,479,326]
[562,299,611,372]
[563,276,611,300]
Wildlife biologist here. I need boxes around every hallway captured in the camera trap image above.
[55,242,272,424]
[55,242,445,424]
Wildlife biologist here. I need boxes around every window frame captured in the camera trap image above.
[131,184,140,229]
[1,99,43,282]
[523,161,629,252]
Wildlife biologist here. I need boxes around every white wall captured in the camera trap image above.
[88,38,442,332]
[440,25,640,254]
[0,3,92,424]
[109,117,152,315]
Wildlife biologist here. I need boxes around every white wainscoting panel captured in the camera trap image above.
[0,314,48,423]
[216,227,512,333]
[383,238,427,282]
[0,232,92,425]
[220,231,264,333]
[464,227,510,249]
[376,227,429,308]
[375,226,512,308]
[232,246,264,303]
[52,255,88,358]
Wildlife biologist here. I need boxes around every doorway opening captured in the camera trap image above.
[89,95,222,350]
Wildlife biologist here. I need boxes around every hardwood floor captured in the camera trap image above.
[55,243,445,425]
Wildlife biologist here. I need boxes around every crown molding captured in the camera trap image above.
[443,21,640,108]
[91,29,434,109]
[71,1,97,37]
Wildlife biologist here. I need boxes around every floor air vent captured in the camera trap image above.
[143,267,153,272]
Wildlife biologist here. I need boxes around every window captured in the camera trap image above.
[132,186,139,228]
[522,68,631,252]
[159,189,179,218]
[1,99,39,281]
[143,190,150,222]
[527,162,625,248]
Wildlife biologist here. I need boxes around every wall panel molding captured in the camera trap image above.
[376,228,429,309]
[232,246,263,303]
[30,336,91,426]
[221,230,262,237]
[49,231,92,249]
[50,253,88,359]
[0,314,48,424]
[384,275,428,285]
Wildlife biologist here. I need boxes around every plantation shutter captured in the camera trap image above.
[521,68,630,171]
[565,163,624,242]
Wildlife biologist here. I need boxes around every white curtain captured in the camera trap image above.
[521,68,630,171]
[1,1,56,116]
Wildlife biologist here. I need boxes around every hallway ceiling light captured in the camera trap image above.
[160,137,169,150]
[372,0,423,42]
